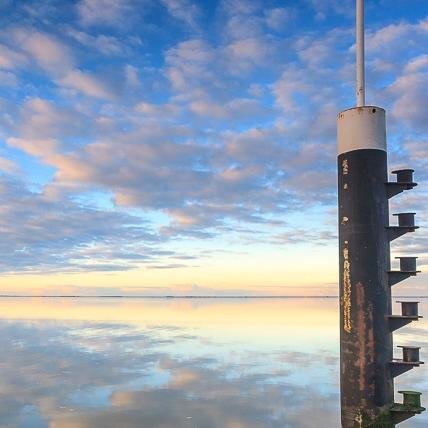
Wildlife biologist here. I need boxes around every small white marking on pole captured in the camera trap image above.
[342,159,349,175]
[356,0,365,107]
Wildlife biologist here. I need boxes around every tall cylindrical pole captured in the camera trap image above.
[356,0,365,107]
[337,1,424,426]
[338,107,394,426]
[339,3,394,425]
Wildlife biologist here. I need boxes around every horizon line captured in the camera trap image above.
[1,295,428,299]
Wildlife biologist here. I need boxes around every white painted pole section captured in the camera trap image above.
[337,107,386,155]
[356,0,365,107]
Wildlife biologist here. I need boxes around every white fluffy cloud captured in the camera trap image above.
[77,0,136,27]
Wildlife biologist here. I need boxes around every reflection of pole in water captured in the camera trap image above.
[337,0,425,426]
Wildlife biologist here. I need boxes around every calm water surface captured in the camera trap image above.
[0,298,427,427]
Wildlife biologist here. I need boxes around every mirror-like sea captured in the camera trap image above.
[0,297,427,427]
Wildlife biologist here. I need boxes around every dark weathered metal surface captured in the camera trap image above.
[400,391,424,408]
[338,149,394,427]
[397,257,418,272]
[399,346,421,363]
[398,301,420,317]
[394,213,416,227]
[392,169,415,183]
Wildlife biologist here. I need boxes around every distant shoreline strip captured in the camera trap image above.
[1,295,427,299]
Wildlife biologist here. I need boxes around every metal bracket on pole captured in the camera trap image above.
[391,392,426,424]
[387,315,421,332]
[386,169,417,198]
[386,213,419,241]
[388,271,419,286]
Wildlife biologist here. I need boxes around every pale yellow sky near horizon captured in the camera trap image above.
[0,245,339,295]
[2,243,426,296]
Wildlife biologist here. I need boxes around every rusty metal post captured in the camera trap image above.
[338,107,394,426]
[337,2,424,426]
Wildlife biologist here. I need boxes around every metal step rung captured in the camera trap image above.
[387,270,420,286]
[387,315,422,332]
[386,182,417,198]
[390,359,424,377]
[391,390,426,424]
[386,226,419,241]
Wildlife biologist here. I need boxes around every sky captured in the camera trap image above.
[0,0,427,295]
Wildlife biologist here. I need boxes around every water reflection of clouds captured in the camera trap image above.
[47,359,339,428]
[0,303,338,428]
[3,298,427,426]
[0,299,343,427]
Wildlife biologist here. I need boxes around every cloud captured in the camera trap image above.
[220,0,261,17]
[264,7,295,31]
[0,175,161,273]
[0,43,27,69]
[389,72,428,131]
[189,97,267,120]
[135,101,178,116]
[274,229,337,246]
[7,137,59,159]
[67,28,125,55]
[0,157,19,174]
[164,39,218,98]
[224,37,273,70]
[306,0,354,21]
[13,29,73,75]
[9,97,90,141]
[405,54,428,74]
[124,64,141,87]
[6,28,113,99]
[58,69,113,99]
[160,0,201,30]
[0,69,18,87]
[367,19,428,55]
[77,0,136,27]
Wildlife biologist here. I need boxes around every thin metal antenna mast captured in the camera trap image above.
[356,0,365,106]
